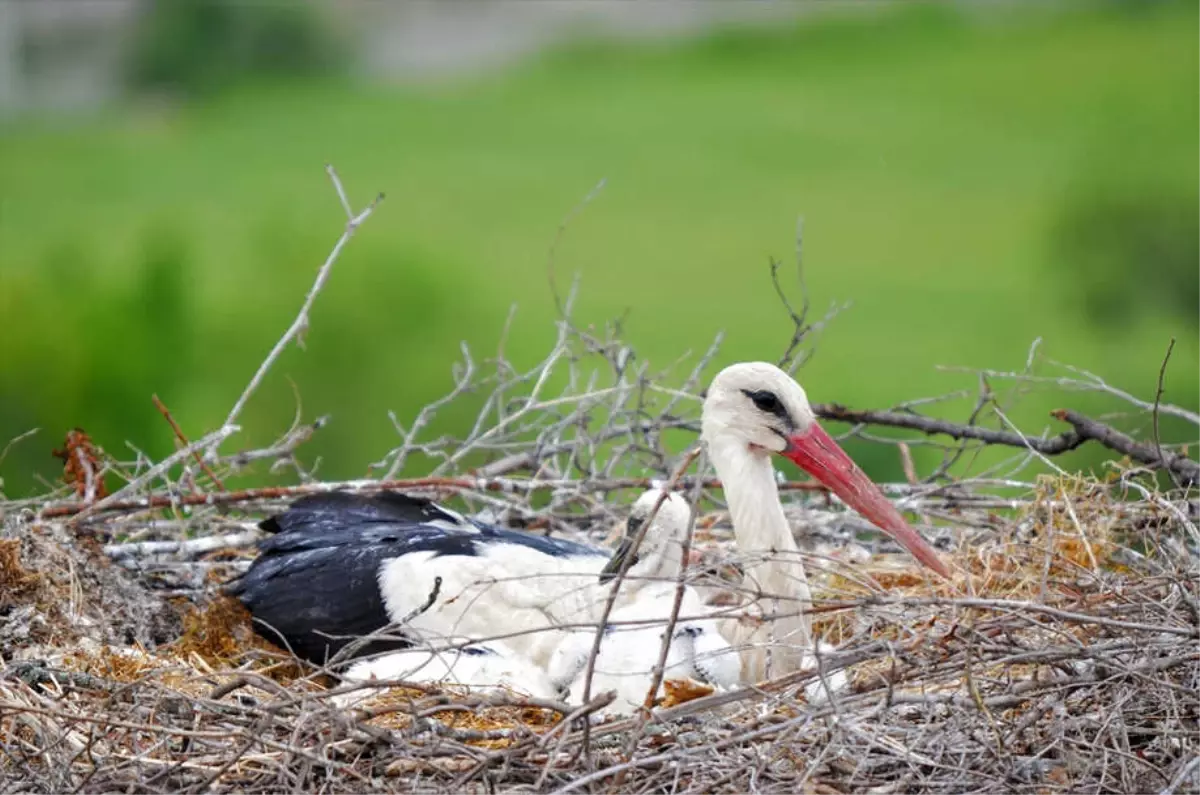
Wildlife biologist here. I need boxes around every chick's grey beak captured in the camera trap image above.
[599,515,643,583]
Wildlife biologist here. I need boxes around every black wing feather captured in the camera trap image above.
[227,540,408,664]
[229,492,606,664]
[259,491,467,535]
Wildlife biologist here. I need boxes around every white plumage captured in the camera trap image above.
[547,584,740,717]
[699,362,950,683]
[376,489,695,670]
[230,488,695,669]
[333,640,559,708]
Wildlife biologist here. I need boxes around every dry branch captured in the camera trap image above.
[153,393,226,491]
[1051,408,1199,486]
[207,165,382,463]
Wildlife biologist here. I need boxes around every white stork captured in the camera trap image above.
[547,583,741,717]
[228,488,695,670]
[231,361,949,696]
[699,361,951,681]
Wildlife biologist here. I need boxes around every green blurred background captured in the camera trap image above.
[0,0,1196,497]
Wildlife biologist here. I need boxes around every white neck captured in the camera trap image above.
[707,435,813,672]
[707,436,797,557]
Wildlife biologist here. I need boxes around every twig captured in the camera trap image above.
[814,402,1088,453]
[939,363,1200,426]
[1161,756,1200,795]
[71,425,239,523]
[0,428,39,473]
[1052,408,1198,487]
[1152,337,1177,481]
[772,215,811,373]
[547,177,606,319]
[102,530,259,561]
[34,474,826,520]
[152,395,226,491]
[7,662,115,693]
[816,401,1198,483]
[897,442,918,485]
[209,165,382,462]
[858,595,1199,638]
[378,344,477,480]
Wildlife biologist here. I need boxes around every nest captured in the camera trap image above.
[1,171,1196,793]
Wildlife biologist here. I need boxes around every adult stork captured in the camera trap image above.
[699,361,951,681]
[231,362,949,688]
[228,489,694,669]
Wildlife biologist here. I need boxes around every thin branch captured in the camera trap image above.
[547,177,606,320]
[35,474,825,521]
[1153,337,1177,480]
[772,215,812,373]
[71,425,239,523]
[102,529,259,561]
[0,428,39,473]
[152,394,226,491]
[209,165,382,461]
[938,363,1200,426]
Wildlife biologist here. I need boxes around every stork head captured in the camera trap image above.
[599,488,692,584]
[702,362,950,579]
[701,361,816,455]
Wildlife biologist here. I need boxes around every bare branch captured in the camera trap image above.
[1153,337,1177,481]
[152,394,225,491]
[547,177,606,320]
[209,166,382,461]
[1052,408,1198,486]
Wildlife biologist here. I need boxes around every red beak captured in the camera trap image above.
[783,423,951,579]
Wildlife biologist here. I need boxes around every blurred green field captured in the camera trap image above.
[1,2,1196,496]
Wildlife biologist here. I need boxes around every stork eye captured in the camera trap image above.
[742,389,784,417]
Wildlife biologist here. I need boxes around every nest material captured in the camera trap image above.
[1,473,1196,794]
[0,523,182,658]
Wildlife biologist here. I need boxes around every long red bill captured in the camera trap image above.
[783,423,952,579]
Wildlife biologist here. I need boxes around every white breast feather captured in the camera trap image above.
[376,546,614,670]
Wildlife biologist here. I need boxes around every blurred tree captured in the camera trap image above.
[125,0,346,98]
[1052,185,1198,331]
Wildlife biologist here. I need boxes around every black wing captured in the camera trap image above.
[259,491,469,535]
[262,491,606,559]
[226,534,411,665]
[228,492,605,664]
[468,519,608,559]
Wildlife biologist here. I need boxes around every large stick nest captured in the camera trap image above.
[1,172,1196,794]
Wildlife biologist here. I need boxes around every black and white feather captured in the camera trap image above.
[227,489,693,669]
[226,491,605,664]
